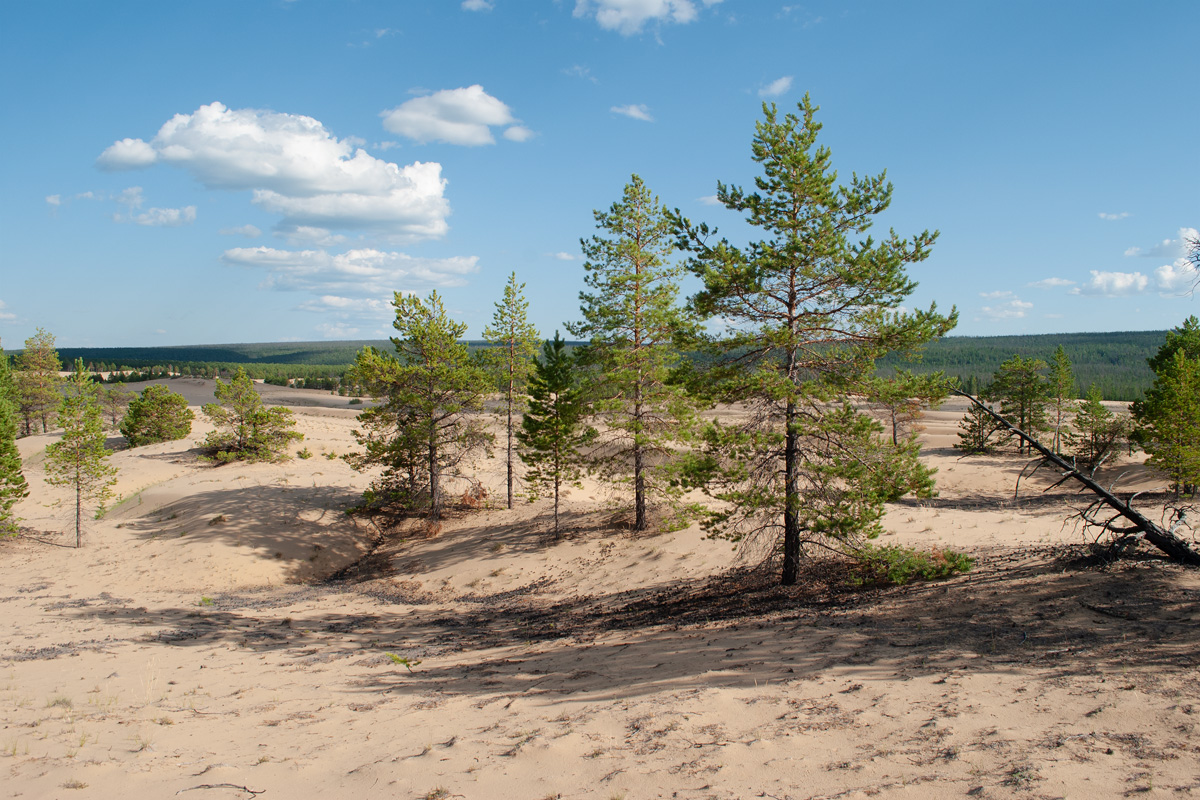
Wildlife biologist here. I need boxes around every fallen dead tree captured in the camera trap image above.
[955,391,1200,566]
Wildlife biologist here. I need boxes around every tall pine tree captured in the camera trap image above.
[671,96,956,585]
[351,291,493,519]
[518,333,596,538]
[568,175,702,531]
[44,360,117,547]
[482,272,540,510]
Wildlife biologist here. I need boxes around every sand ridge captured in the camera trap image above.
[3,387,1200,798]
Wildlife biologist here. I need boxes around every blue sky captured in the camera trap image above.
[2,1,1197,348]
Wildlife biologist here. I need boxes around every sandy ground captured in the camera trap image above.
[4,386,1200,799]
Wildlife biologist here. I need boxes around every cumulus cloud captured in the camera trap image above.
[381,85,529,146]
[759,76,793,97]
[221,246,479,296]
[563,65,598,83]
[219,224,262,238]
[96,102,450,240]
[1098,211,1130,221]
[277,225,347,247]
[1155,257,1199,295]
[979,293,1033,321]
[1125,227,1199,259]
[698,194,721,206]
[503,125,535,142]
[462,0,493,9]
[96,137,158,170]
[1026,277,1076,289]
[574,0,722,35]
[45,194,62,207]
[1070,270,1148,296]
[0,300,15,322]
[611,103,653,121]
[550,251,577,261]
[132,205,197,227]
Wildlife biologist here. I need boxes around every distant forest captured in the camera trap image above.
[4,329,1169,401]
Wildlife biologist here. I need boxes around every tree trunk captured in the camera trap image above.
[75,482,82,549]
[506,387,514,510]
[782,398,801,585]
[428,434,440,520]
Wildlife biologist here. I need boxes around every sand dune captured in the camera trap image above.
[3,387,1199,798]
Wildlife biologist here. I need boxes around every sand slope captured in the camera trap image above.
[3,388,1200,799]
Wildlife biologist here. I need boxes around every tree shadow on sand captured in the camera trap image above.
[113,483,368,583]
[58,543,1200,703]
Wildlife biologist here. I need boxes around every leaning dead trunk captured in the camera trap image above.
[957,391,1200,565]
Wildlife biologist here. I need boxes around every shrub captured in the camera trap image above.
[847,543,973,586]
[120,384,193,447]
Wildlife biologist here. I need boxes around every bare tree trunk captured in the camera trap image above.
[960,392,1200,565]
[782,399,801,585]
[506,387,515,510]
[75,483,82,549]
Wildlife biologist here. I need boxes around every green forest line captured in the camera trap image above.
[2,329,1170,401]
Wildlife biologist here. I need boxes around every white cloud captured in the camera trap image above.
[97,102,450,240]
[980,296,1033,320]
[45,194,62,206]
[1155,257,1199,294]
[697,194,720,206]
[1125,227,1198,259]
[551,251,577,261]
[315,321,362,339]
[1098,211,1130,221]
[132,205,197,227]
[219,224,262,238]
[611,103,653,122]
[979,290,1014,299]
[758,76,793,98]
[574,0,719,35]
[300,295,391,315]
[221,246,479,296]
[381,85,526,146]
[277,225,347,247]
[0,300,15,322]
[563,65,598,83]
[96,137,159,170]
[1026,277,1076,289]
[503,125,535,142]
[1070,270,1148,296]
[462,0,493,10]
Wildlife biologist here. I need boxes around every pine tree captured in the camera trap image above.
[482,272,540,510]
[955,400,1003,455]
[568,175,702,531]
[671,96,956,585]
[0,340,29,536]
[1133,348,1200,495]
[44,360,117,547]
[1048,345,1075,454]
[988,355,1050,454]
[100,384,135,430]
[201,367,301,462]
[518,333,596,538]
[865,369,952,446]
[350,291,493,519]
[1071,384,1129,475]
[13,328,62,435]
[121,384,194,447]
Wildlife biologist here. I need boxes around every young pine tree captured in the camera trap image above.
[518,333,596,538]
[1133,348,1200,495]
[13,327,62,435]
[350,291,493,519]
[121,384,194,447]
[1048,345,1075,454]
[201,367,301,463]
[671,96,956,585]
[0,341,29,536]
[44,360,117,547]
[1071,384,1129,475]
[482,272,540,510]
[988,355,1050,454]
[568,175,702,532]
